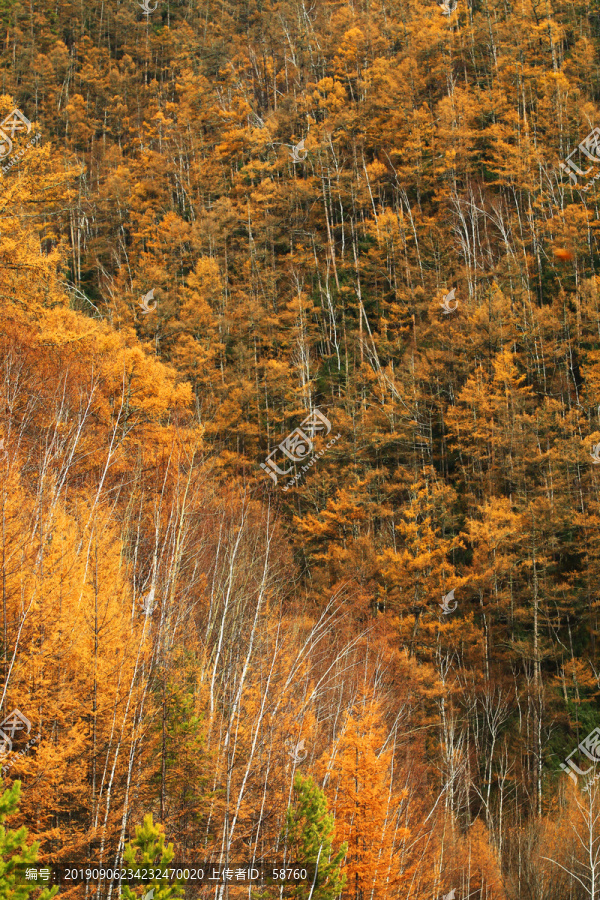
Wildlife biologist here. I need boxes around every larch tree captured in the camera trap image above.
[324,698,406,900]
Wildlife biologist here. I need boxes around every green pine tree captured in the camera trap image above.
[121,814,184,899]
[282,773,347,899]
[0,779,58,900]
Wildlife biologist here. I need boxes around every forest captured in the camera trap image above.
[2,0,600,896]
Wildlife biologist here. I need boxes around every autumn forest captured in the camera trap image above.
[2,0,600,896]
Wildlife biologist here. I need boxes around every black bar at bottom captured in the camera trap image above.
[12,862,319,885]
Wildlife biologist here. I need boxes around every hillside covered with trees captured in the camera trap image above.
[2,0,600,896]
